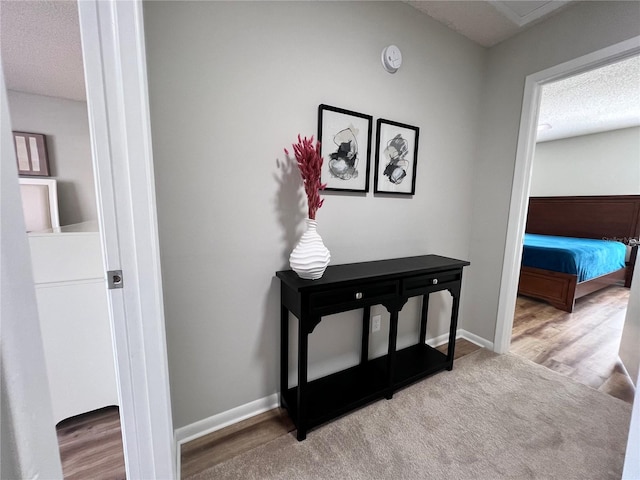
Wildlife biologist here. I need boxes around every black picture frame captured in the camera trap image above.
[318,104,372,193]
[374,119,419,195]
[13,131,50,177]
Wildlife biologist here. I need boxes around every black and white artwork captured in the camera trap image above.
[318,104,372,192]
[374,119,419,195]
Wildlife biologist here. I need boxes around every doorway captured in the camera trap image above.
[494,37,640,370]
[509,57,639,401]
[1,1,125,476]
[1,1,175,478]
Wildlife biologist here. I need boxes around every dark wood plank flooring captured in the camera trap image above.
[436,337,481,359]
[56,406,125,480]
[512,285,634,403]
[181,408,295,478]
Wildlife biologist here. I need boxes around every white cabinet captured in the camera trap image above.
[29,223,118,424]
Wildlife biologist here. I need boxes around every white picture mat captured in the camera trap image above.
[16,135,30,171]
[29,136,41,172]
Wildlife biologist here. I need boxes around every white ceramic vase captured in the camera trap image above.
[289,219,331,280]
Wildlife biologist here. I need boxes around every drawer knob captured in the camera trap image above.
[432,278,438,285]
[355,292,363,300]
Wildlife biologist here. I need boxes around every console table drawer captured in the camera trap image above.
[309,280,398,314]
[402,271,460,295]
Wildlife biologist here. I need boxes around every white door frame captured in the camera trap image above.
[78,1,175,478]
[494,35,640,354]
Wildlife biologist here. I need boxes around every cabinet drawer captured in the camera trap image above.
[309,280,398,314]
[402,271,460,295]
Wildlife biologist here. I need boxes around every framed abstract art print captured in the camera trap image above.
[374,119,419,195]
[318,104,373,193]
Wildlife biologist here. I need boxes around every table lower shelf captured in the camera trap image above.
[282,343,448,432]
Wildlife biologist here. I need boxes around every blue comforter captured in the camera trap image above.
[522,234,626,282]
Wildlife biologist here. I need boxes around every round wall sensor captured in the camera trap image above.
[381,45,402,73]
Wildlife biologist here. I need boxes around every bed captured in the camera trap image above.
[518,195,640,312]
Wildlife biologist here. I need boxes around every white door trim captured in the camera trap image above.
[493,35,640,354]
[78,1,175,478]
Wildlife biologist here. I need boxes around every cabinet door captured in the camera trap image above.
[29,232,104,283]
[36,280,119,424]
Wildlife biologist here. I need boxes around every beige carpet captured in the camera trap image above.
[189,350,632,480]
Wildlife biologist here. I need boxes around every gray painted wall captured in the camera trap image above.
[145,0,640,430]
[531,127,640,196]
[144,1,485,428]
[463,1,640,343]
[7,90,97,226]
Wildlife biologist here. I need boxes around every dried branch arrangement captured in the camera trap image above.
[285,135,326,220]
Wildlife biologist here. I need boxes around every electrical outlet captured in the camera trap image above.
[371,315,381,333]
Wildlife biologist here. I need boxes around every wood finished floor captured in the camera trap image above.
[182,289,634,477]
[179,338,482,477]
[59,287,634,479]
[56,406,125,480]
[512,285,634,404]
[181,408,296,478]
[181,338,481,478]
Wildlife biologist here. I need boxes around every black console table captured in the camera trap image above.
[276,255,470,441]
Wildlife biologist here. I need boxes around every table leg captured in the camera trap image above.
[296,319,310,441]
[386,310,399,399]
[361,306,371,365]
[625,245,637,288]
[280,306,288,407]
[446,289,461,370]
[419,294,429,345]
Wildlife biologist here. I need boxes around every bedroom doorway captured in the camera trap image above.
[1,1,125,477]
[493,36,640,367]
[509,56,639,401]
[1,1,174,478]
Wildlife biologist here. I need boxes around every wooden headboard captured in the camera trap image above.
[526,195,640,243]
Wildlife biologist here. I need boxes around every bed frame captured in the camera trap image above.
[518,195,640,312]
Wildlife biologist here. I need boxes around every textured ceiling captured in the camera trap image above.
[0,0,638,143]
[538,56,640,142]
[0,0,85,101]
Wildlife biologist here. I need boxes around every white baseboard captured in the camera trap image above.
[175,393,279,447]
[458,329,494,350]
[174,329,494,472]
[426,329,493,351]
[425,331,451,347]
[175,393,280,478]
